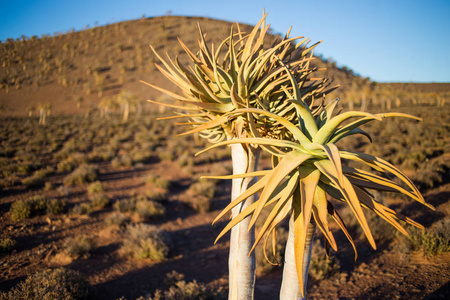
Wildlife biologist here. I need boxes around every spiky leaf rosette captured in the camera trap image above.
[202,69,434,296]
[142,13,338,143]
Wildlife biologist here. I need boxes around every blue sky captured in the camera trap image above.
[1,0,449,83]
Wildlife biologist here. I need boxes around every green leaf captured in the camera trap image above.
[313,111,382,144]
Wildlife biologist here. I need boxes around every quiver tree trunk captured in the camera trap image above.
[229,143,260,300]
[122,102,130,122]
[280,216,316,300]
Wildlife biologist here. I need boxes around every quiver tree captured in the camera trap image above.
[117,90,141,122]
[98,97,118,119]
[143,13,337,299]
[203,65,434,299]
[27,105,35,117]
[37,103,51,125]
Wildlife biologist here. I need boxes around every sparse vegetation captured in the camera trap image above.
[145,174,171,189]
[0,268,90,300]
[0,238,16,254]
[180,179,217,213]
[70,202,93,215]
[63,235,95,259]
[105,211,130,227]
[308,240,341,281]
[63,164,98,186]
[120,224,170,261]
[397,226,450,257]
[9,195,61,220]
[146,271,223,300]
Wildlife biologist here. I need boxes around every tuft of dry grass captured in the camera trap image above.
[180,179,217,213]
[63,164,98,186]
[120,224,170,261]
[63,235,95,259]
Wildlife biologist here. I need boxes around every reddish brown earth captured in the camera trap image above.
[1,154,449,299]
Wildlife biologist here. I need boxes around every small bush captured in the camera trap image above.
[120,224,170,261]
[21,173,45,188]
[397,226,450,256]
[105,212,130,227]
[145,174,170,189]
[0,238,16,254]
[180,180,217,213]
[134,200,165,221]
[57,152,88,172]
[56,185,72,197]
[89,193,110,209]
[130,148,152,164]
[163,271,185,288]
[158,151,175,162]
[189,180,216,199]
[9,195,58,220]
[153,280,208,300]
[111,154,133,168]
[113,198,136,213]
[71,203,93,215]
[86,181,104,195]
[308,240,341,281]
[10,200,32,220]
[0,268,90,299]
[46,198,64,215]
[149,271,223,300]
[63,164,98,186]
[145,189,167,202]
[63,235,95,259]
[177,153,194,168]
[44,181,54,191]
[88,145,115,162]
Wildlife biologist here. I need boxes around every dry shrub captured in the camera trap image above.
[111,154,133,168]
[9,199,33,220]
[113,194,165,221]
[21,172,45,188]
[134,199,165,221]
[145,174,171,189]
[70,203,93,215]
[145,189,167,203]
[86,181,104,194]
[46,198,64,215]
[57,152,88,172]
[105,212,130,227]
[396,222,450,257]
[63,164,98,186]
[308,240,341,281]
[9,195,63,220]
[89,193,110,209]
[113,198,136,213]
[0,238,16,254]
[63,235,95,259]
[120,224,170,261]
[0,268,90,300]
[147,271,223,300]
[180,180,217,213]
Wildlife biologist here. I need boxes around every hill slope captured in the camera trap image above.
[0,16,364,116]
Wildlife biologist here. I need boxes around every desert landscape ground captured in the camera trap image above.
[0,16,449,299]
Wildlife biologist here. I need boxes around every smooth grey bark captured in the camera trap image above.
[228,143,260,300]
